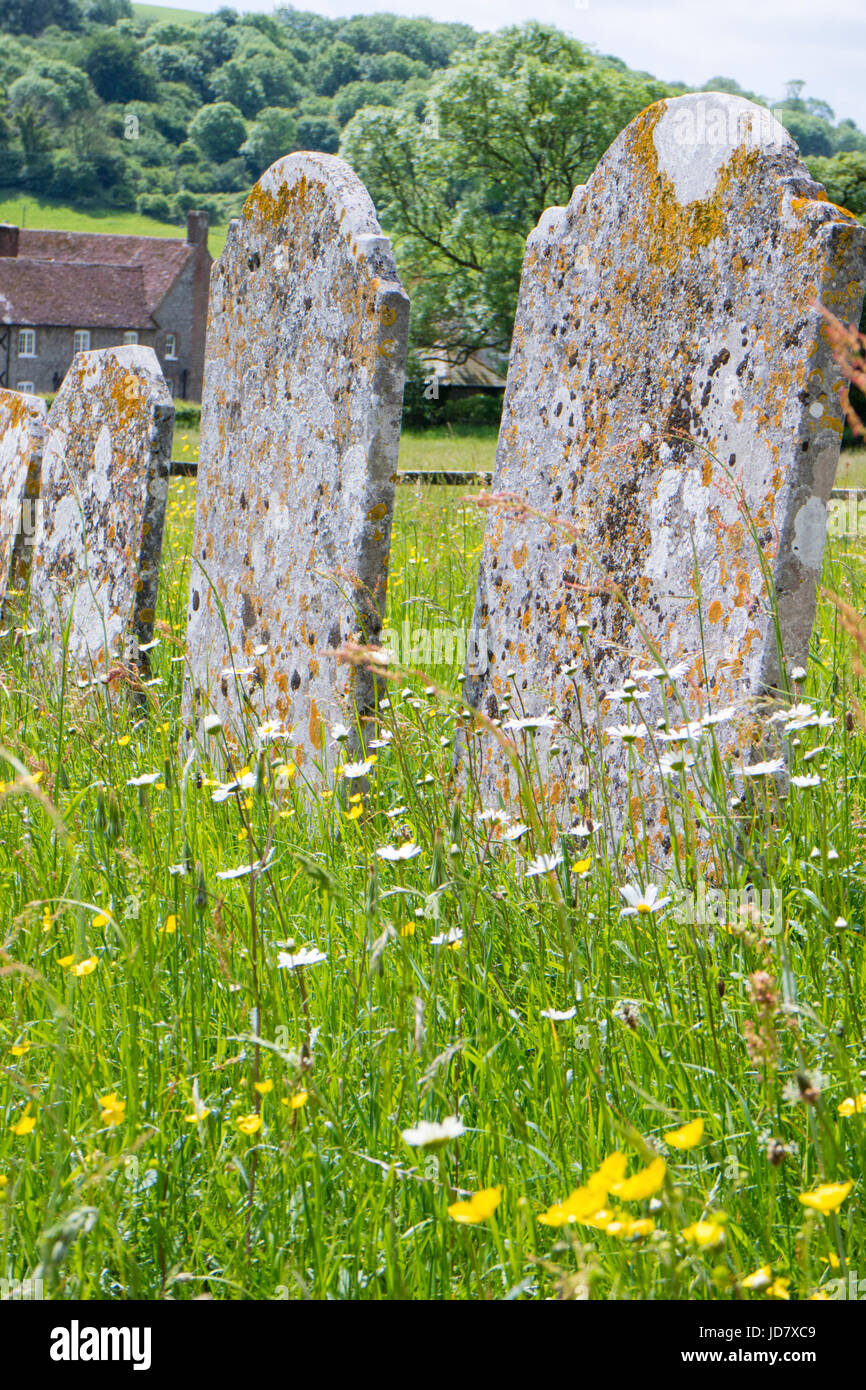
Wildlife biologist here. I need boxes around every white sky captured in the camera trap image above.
[155,0,866,131]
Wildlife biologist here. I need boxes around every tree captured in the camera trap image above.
[0,0,82,35]
[295,113,339,153]
[188,101,246,162]
[342,23,670,354]
[311,41,361,97]
[241,106,297,177]
[83,30,156,103]
[806,151,866,217]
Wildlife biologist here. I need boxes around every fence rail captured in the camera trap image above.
[169,462,493,485]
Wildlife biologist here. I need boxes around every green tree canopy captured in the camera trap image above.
[188,101,246,163]
[342,22,670,355]
[241,106,298,177]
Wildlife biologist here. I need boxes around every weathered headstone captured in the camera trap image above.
[0,388,46,615]
[464,93,866,864]
[184,153,409,771]
[29,346,174,676]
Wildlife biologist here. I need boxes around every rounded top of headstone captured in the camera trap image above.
[244,151,386,251]
[649,93,796,204]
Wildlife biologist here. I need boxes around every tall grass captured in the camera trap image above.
[0,458,864,1301]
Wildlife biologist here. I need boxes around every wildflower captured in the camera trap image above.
[540,1006,577,1021]
[341,759,373,779]
[99,1092,126,1127]
[606,1214,655,1239]
[448,1186,502,1224]
[282,1091,308,1111]
[430,927,462,950]
[609,1157,666,1201]
[184,1104,212,1123]
[116,735,131,747]
[344,803,363,821]
[216,849,276,881]
[126,771,161,787]
[92,911,111,928]
[502,715,557,733]
[737,758,785,778]
[767,1277,791,1300]
[620,883,671,916]
[538,1185,607,1227]
[791,774,822,788]
[657,721,703,744]
[501,822,530,842]
[236,1113,262,1135]
[69,956,98,977]
[10,1105,36,1136]
[659,750,695,777]
[613,998,641,1029]
[10,1041,30,1057]
[525,850,563,878]
[605,682,649,704]
[274,762,296,788]
[399,922,415,938]
[58,953,75,967]
[160,915,177,935]
[254,1080,273,1095]
[700,705,736,727]
[606,722,648,743]
[838,1093,866,1117]
[682,1220,725,1249]
[664,1118,705,1150]
[202,713,223,734]
[742,1265,773,1291]
[631,660,689,682]
[798,1180,853,1214]
[277,946,327,971]
[377,841,421,862]
[369,732,393,749]
[401,1115,465,1149]
[257,721,291,743]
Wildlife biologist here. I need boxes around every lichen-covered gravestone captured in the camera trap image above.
[465,93,866,864]
[184,153,409,773]
[29,346,174,677]
[0,388,46,614]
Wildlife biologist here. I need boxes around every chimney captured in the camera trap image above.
[186,210,209,249]
[0,224,19,258]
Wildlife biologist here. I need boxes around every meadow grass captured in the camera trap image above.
[0,467,864,1302]
[0,192,229,261]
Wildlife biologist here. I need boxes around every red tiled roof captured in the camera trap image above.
[17,229,193,312]
[0,258,153,329]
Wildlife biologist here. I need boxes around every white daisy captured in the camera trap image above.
[277,946,327,970]
[431,927,463,946]
[620,883,672,916]
[341,760,373,779]
[216,850,276,881]
[790,774,822,788]
[330,722,350,742]
[540,1006,577,1021]
[502,715,557,733]
[127,771,161,787]
[401,1115,465,1149]
[525,850,564,878]
[501,822,530,842]
[607,722,648,742]
[377,841,421,862]
[738,758,786,778]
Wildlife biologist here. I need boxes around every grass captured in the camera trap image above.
[131,3,205,25]
[834,447,866,488]
[0,436,864,1301]
[0,192,229,261]
[169,425,497,471]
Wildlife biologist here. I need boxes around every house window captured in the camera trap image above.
[123,331,139,345]
[18,329,36,357]
[164,333,178,360]
[73,330,91,353]
[17,381,34,394]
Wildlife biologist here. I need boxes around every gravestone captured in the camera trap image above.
[29,346,174,676]
[184,153,409,772]
[0,389,46,615]
[464,93,866,865]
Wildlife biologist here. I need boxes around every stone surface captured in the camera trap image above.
[28,346,174,675]
[184,152,409,773]
[464,93,866,864]
[0,388,46,613]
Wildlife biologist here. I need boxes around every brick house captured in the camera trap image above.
[0,211,211,401]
